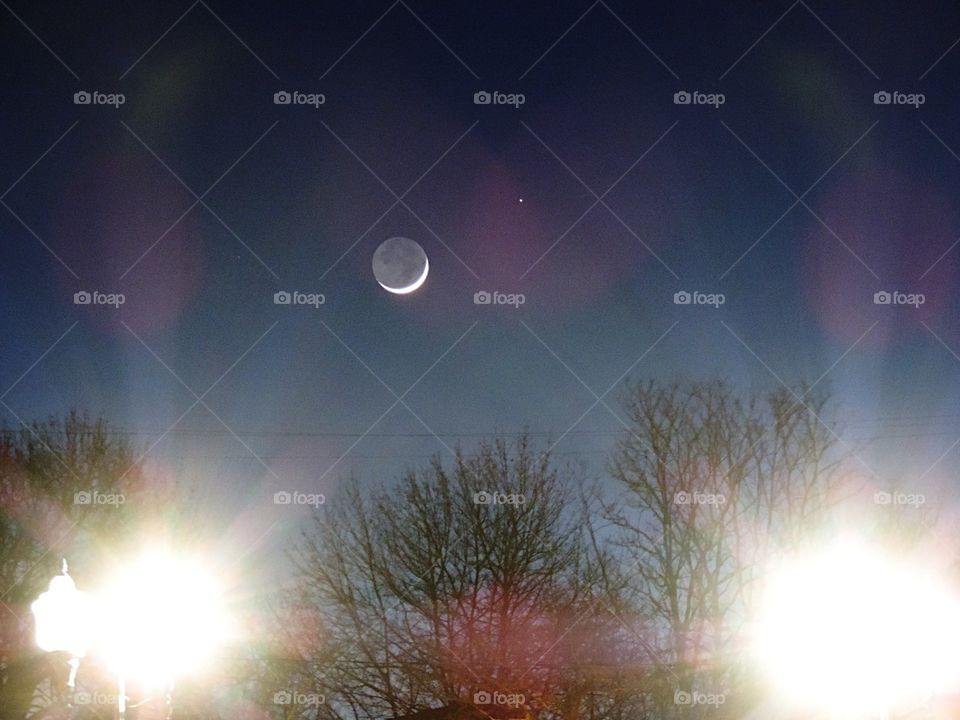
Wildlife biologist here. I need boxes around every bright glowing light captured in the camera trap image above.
[754,538,960,718]
[31,571,96,657]
[97,549,232,687]
[377,255,429,295]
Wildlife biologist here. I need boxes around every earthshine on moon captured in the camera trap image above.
[372,237,429,294]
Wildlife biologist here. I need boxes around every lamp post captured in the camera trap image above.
[33,548,232,720]
[30,559,95,707]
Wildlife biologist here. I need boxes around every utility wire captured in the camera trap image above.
[5,416,960,439]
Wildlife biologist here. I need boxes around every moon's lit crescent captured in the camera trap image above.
[378,256,429,294]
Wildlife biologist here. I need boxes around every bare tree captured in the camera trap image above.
[604,379,844,719]
[0,411,149,719]
[275,435,633,720]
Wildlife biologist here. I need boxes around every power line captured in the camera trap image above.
[5,419,960,440]
[130,449,613,461]
[0,427,624,438]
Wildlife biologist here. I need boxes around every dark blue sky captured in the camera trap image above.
[4,0,960,564]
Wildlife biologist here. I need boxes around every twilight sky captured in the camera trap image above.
[3,0,960,565]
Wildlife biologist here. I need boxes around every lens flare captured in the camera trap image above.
[97,549,232,687]
[754,538,960,718]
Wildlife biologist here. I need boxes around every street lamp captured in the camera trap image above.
[99,549,231,688]
[32,549,233,719]
[752,537,960,719]
[30,559,96,702]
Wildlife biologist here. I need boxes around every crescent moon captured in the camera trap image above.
[377,255,429,295]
